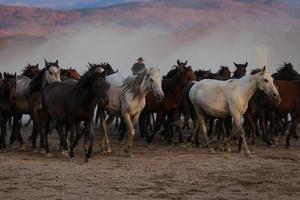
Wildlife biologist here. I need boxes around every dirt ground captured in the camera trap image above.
[0,126,300,200]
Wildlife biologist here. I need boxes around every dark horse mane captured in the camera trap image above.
[88,62,118,75]
[163,66,191,94]
[67,69,106,115]
[22,63,40,78]
[272,62,300,80]
[250,68,263,75]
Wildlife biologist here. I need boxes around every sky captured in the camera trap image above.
[0,0,299,10]
[0,0,146,9]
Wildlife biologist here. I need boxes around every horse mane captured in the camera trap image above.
[164,66,181,79]
[67,70,105,115]
[273,62,300,80]
[163,69,185,94]
[250,68,262,75]
[121,71,146,99]
[29,68,46,94]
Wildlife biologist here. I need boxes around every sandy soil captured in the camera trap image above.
[0,126,300,200]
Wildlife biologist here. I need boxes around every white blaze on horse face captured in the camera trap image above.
[45,66,61,84]
[144,67,164,101]
[257,67,280,103]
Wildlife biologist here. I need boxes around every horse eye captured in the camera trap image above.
[150,78,153,82]
[264,79,268,82]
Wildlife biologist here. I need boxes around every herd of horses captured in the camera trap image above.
[0,59,299,161]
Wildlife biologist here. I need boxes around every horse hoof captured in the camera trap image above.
[61,150,69,157]
[20,144,26,151]
[45,153,52,158]
[106,148,113,154]
[39,148,46,154]
[208,148,216,154]
[225,147,232,153]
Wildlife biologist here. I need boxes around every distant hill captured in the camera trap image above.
[0,0,299,45]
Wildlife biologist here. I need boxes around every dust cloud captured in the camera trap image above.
[0,22,299,75]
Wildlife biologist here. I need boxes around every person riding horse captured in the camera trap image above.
[132,57,146,75]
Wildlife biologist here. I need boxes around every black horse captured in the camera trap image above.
[0,73,17,148]
[42,64,109,161]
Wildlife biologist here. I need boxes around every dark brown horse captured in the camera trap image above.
[232,62,247,79]
[42,64,109,160]
[211,66,231,80]
[138,64,197,143]
[22,64,40,79]
[0,73,17,148]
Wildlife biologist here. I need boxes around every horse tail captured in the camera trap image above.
[181,81,197,129]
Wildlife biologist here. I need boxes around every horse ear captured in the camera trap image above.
[14,73,16,78]
[0,73,2,79]
[3,72,7,78]
[262,65,267,73]
[55,60,59,65]
[245,62,248,67]
[177,59,180,66]
[185,60,187,65]
[44,59,48,66]
[234,62,237,67]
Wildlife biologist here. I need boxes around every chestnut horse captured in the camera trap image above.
[138,64,197,143]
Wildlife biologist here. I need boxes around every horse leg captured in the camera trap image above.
[148,111,165,143]
[118,118,126,142]
[138,110,149,139]
[69,121,76,158]
[286,113,300,148]
[232,114,251,156]
[57,123,68,155]
[260,110,273,146]
[123,113,135,157]
[85,119,94,162]
[100,112,114,154]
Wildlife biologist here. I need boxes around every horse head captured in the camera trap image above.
[143,67,164,102]
[1,72,17,102]
[44,59,61,84]
[233,62,247,78]
[255,66,281,104]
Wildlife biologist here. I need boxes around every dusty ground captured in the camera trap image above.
[0,126,300,200]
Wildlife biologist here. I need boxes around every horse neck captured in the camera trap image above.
[238,75,259,103]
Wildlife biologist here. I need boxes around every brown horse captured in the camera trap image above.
[61,68,81,81]
[0,73,17,148]
[138,64,197,143]
[245,75,300,148]
[211,66,231,80]
[232,62,247,79]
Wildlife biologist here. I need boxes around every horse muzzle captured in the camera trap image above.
[272,94,281,105]
[155,92,164,102]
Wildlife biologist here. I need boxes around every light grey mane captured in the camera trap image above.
[121,71,146,99]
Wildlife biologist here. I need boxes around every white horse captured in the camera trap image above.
[99,67,164,156]
[189,66,281,155]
